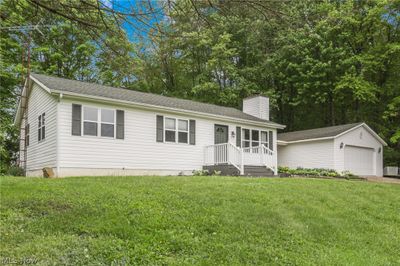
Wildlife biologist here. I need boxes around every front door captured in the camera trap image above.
[214,124,229,144]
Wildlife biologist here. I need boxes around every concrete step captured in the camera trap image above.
[244,165,275,177]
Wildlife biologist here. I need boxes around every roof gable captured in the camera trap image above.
[278,123,387,145]
[28,73,284,128]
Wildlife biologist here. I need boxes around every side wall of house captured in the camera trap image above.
[334,126,383,176]
[57,98,278,177]
[25,84,58,176]
[277,140,335,169]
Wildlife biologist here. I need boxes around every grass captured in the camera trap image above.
[1,176,399,265]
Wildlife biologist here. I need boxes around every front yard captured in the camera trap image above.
[1,176,399,265]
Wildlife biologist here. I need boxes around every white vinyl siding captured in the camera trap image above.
[334,126,382,176]
[277,125,383,176]
[344,146,374,176]
[278,140,335,169]
[57,98,278,173]
[242,96,269,120]
[25,83,57,171]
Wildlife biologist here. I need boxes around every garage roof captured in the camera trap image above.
[278,122,387,145]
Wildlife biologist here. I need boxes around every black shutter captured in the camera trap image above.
[72,104,82,136]
[236,126,241,147]
[189,120,196,145]
[269,131,273,150]
[38,115,41,141]
[156,115,164,142]
[116,110,124,139]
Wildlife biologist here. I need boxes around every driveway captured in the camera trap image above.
[366,176,400,184]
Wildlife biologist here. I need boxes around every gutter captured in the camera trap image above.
[277,136,335,145]
[278,124,387,146]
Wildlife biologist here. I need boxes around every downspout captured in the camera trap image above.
[56,93,63,177]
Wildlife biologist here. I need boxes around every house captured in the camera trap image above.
[14,73,285,177]
[277,123,387,176]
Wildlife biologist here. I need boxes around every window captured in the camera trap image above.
[242,129,271,152]
[83,107,98,136]
[38,113,45,141]
[164,117,189,144]
[82,107,115,137]
[261,131,268,148]
[101,109,115,137]
[165,118,176,142]
[251,130,259,147]
[178,120,188,143]
[242,129,250,148]
[25,124,30,147]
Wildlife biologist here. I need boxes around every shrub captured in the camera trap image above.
[212,170,221,176]
[278,166,290,174]
[6,166,25,176]
[192,169,210,176]
[340,170,357,179]
[278,166,342,177]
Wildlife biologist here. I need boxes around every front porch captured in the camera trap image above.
[203,143,277,176]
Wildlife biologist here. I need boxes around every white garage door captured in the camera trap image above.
[344,145,374,176]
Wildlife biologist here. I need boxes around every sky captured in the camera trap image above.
[102,0,167,42]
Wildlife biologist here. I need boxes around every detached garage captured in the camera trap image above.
[277,123,387,176]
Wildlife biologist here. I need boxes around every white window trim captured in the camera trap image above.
[261,130,269,148]
[242,128,250,148]
[177,119,189,144]
[242,128,271,151]
[100,108,116,138]
[163,117,189,144]
[82,106,116,139]
[251,129,260,147]
[38,113,46,143]
[26,124,30,147]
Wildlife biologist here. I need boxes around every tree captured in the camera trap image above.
[0,0,134,173]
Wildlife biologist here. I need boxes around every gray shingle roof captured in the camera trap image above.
[31,73,283,127]
[278,123,364,142]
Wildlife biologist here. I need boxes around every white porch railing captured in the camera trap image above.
[242,146,275,172]
[204,143,276,175]
[204,143,244,174]
[262,146,275,172]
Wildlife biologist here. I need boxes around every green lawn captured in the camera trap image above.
[1,176,399,265]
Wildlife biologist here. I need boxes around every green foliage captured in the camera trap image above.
[3,165,25,176]
[212,170,222,176]
[1,0,399,170]
[1,176,399,264]
[0,0,135,169]
[192,169,221,176]
[133,0,399,164]
[278,166,354,178]
[192,169,209,176]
